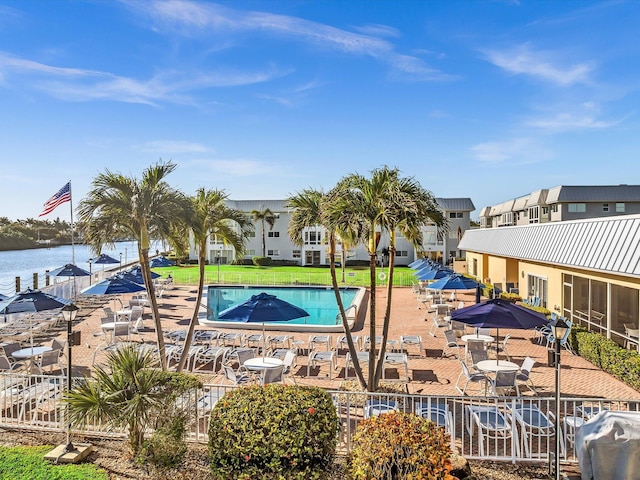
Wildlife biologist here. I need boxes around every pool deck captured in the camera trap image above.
[49,284,640,401]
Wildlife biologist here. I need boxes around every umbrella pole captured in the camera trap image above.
[262,322,266,359]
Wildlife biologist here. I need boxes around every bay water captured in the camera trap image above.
[0,241,141,297]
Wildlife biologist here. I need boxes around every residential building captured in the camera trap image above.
[479,185,640,228]
[459,214,640,350]
[189,197,475,267]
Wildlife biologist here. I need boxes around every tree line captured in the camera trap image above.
[0,217,73,251]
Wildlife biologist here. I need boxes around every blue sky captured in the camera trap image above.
[1,0,639,221]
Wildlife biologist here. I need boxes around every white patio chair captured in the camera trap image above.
[0,354,25,372]
[414,401,455,449]
[222,364,253,386]
[308,334,332,351]
[307,351,336,379]
[260,364,285,385]
[443,329,461,359]
[34,349,64,375]
[489,333,511,361]
[400,335,424,357]
[455,360,487,396]
[487,370,519,396]
[382,352,409,381]
[508,403,560,459]
[428,312,449,337]
[364,399,398,419]
[516,357,537,394]
[267,335,291,350]
[465,404,519,457]
[194,346,229,372]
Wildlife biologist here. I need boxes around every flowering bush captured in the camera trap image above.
[349,412,453,480]
[208,384,338,479]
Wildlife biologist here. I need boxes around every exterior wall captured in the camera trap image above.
[517,261,563,310]
[554,202,640,222]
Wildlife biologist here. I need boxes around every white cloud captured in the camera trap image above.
[483,44,593,86]
[135,140,210,154]
[526,112,620,131]
[0,51,282,105]
[129,0,453,80]
[471,138,550,163]
[191,158,274,177]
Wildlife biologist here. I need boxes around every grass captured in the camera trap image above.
[153,264,415,287]
[0,445,108,480]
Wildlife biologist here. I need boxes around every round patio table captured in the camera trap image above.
[461,334,494,344]
[12,346,53,360]
[476,359,518,373]
[243,357,284,371]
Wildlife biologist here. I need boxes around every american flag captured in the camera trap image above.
[39,181,72,217]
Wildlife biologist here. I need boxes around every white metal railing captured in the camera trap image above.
[4,371,638,465]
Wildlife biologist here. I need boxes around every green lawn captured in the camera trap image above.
[0,445,108,480]
[153,264,416,287]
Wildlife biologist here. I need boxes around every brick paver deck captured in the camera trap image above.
[50,284,640,401]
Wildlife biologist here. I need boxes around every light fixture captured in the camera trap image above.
[61,302,80,453]
[551,315,569,480]
[88,258,93,276]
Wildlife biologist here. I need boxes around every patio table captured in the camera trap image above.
[12,346,53,371]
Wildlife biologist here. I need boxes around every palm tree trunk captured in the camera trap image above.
[139,246,167,370]
[177,246,206,372]
[368,250,377,391]
[329,234,366,388]
[374,245,396,386]
[261,219,266,257]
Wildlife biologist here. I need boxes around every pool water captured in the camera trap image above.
[207,286,358,326]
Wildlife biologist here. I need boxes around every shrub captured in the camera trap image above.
[519,303,551,317]
[499,292,522,303]
[138,415,188,468]
[252,256,272,266]
[209,385,338,479]
[349,412,453,480]
[572,329,640,391]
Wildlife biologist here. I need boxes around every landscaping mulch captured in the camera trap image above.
[1,429,580,479]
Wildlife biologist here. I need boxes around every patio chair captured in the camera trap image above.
[335,334,361,353]
[219,332,244,348]
[267,335,291,350]
[227,347,255,369]
[466,339,486,363]
[0,354,25,372]
[414,401,455,448]
[260,364,285,385]
[1,343,22,365]
[451,320,467,338]
[308,334,332,351]
[282,350,297,381]
[34,349,64,375]
[102,307,115,320]
[516,357,537,394]
[364,399,398,419]
[245,333,265,351]
[488,333,511,361]
[307,351,336,379]
[455,359,487,396]
[465,404,519,457]
[508,403,560,459]
[435,304,451,319]
[428,312,450,337]
[443,329,461,359]
[487,370,519,396]
[382,352,409,381]
[624,325,639,350]
[129,306,145,332]
[222,364,253,386]
[469,349,489,369]
[194,346,229,372]
[400,335,424,357]
[193,330,220,346]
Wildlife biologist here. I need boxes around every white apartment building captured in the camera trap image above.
[189,198,475,267]
[479,185,640,228]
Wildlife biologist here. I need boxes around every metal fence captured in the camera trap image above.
[3,371,636,464]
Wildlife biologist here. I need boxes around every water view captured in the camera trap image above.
[0,241,139,297]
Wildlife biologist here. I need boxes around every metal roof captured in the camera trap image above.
[512,195,529,210]
[435,198,475,212]
[546,185,640,203]
[227,200,289,212]
[458,214,640,278]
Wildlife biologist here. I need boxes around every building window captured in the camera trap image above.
[568,203,586,213]
[541,206,549,215]
[305,231,321,244]
[267,231,280,238]
[396,250,408,257]
[616,203,626,212]
[528,206,539,223]
[267,249,279,256]
[551,205,558,213]
[292,250,301,259]
[603,203,609,212]
[449,212,463,219]
[246,249,255,256]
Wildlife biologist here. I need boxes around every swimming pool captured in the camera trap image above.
[198,285,365,333]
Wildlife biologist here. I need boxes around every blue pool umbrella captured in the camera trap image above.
[218,292,309,357]
[408,258,428,269]
[49,263,91,277]
[0,293,8,301]
[452,298,548,361]
[0,288,69,314]
[127,266,161,280]
[150,256,175,268]
[93,253,120,264]
[415,267,452,281]
[81,276,146,295]
[427,274,483,292]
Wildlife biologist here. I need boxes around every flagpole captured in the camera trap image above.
[69,181,75,265]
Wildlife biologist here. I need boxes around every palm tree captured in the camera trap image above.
[176,188,252,372]
[325,166,445,391]
[250,207,276,257]
[286,188,366,387]
[64,344,201,456]
[78,161,188,370]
